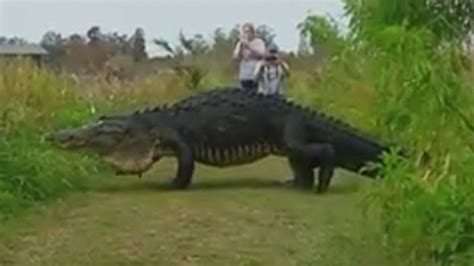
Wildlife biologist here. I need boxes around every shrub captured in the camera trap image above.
[0,58,189,220]
[306,22,474,265]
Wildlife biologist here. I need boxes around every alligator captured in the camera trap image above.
[47,87,398,193]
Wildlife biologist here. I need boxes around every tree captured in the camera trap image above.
[297,33,313,56]
[211,26,240,56]
[41,31,63,48]
[228,24,241,44]
[178,31,210,56]
[255,24,276,47]
[102,32,132,56]
[342,0,474,45]
[298,14,346,58]
[130,27,147,62]
[67,34,86,45]
[153,38,180,58]
[40,31,65,64]
[87,26,102,44]
[212,28,229,51]
[0,37,28,45]
[1,37,28,45]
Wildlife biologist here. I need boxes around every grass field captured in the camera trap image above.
[0,157,403,266]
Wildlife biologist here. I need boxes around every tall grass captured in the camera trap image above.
[303,25,474,265]
[0,58,191,220]
[0,59,100,220]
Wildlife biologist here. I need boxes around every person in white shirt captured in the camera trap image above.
[232,23,266,91]
[253,43,290,95]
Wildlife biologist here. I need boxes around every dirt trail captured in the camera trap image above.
[0,158,396,266]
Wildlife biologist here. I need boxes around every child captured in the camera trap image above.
[253,44,290,95]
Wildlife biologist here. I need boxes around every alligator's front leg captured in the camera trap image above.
[170,140,195,189]
[159,130,195,189]
[312,144,335,193]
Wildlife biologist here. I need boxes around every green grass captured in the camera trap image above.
[0,59,190,220]
[0,157,404,266]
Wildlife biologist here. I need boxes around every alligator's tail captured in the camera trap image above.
[256,91,408,179]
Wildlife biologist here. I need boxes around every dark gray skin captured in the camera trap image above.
[48,87,393,193]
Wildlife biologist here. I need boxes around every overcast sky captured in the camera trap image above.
[0,0,346,56]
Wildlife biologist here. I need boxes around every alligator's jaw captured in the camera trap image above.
[47,124,161,176]
[102,149,156,175]
[47,129,89,150]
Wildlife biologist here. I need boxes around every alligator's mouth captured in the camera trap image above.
[47,129,89,149]
[47,128,161,176]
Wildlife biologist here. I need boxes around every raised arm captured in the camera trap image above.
[247,39,266,59]
[280,60,290,77]
[253,61,264,82]
[232,41,243,60]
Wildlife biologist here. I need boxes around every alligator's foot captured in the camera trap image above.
[280,178,295,186]
[280,178,315,191]
[316,184,329,194]
[157,179,187,191]
[169,178,192,190]
[115,170,145,179]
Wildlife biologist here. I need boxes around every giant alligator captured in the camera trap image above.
[48,87,398,193]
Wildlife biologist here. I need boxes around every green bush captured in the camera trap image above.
[0,58,191,221]
[0,60,105,220]
[360,25,474,265]
[304,19,474,265]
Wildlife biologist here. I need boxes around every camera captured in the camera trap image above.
[266,55,278,61]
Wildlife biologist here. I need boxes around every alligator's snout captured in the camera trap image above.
[44,133,54,142]
[53,131,73,142]
[47,129,86,149]
[45,131,67,140]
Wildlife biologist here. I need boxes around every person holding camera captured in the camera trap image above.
[232,23,266,91]
[253,43,290,96]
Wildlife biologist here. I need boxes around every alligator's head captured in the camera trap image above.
[47,115,161,176]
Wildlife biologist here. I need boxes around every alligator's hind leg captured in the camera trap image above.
[284,119,336,193]
[313,144,335,193]
[287,157,314,189]
[286,144,335,192]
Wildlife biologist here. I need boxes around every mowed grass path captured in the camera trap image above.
[0,157,397,266]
